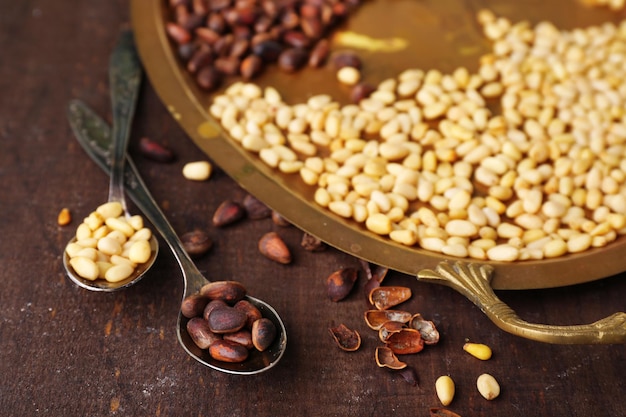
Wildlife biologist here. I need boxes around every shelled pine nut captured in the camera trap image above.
[65,202,154,282]
[209,10,626,263]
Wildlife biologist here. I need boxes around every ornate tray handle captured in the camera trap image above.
[417,262,626,344]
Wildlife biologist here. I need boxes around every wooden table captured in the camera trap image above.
[1,1,624,416]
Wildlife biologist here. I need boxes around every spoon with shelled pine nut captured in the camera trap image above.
[63,30,158,291]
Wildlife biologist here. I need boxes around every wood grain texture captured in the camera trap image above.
[0,1,624,416]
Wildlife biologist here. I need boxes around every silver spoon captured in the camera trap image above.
[68,99,287,374]
[64,31,158,291]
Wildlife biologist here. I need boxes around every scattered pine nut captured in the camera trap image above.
[182,161,212,181]
[337,66,361,86]
[435,375,455,406]
[463,342,492,360]
[57,207,72,226]
[476,373,501,400]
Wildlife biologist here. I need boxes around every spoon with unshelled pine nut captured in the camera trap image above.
[63,31,158,291]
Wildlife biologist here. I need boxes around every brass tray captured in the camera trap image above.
[130,0,626,343]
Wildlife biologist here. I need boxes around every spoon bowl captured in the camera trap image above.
[64,30,159,292]
[63,235,159,292]
[177,292,287,375]
[68,99,287,374]
[174,259,287,374]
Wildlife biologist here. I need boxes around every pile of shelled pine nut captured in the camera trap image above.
[208,9,626,262]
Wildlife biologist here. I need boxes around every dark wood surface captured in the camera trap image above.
[1,1,625,416]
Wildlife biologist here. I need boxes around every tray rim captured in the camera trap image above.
[130,0,626,290]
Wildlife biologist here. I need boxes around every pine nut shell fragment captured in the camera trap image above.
[375,346,407,369]
[326,267,358,302]
[369,286,412,310]
[409,313,440,344]
[364,309,412,330]
[429,408,462,417]
[378,320,407,343]
[329,323,361,351]
[385,328,424,354]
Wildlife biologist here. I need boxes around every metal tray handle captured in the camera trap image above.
[417,261,626,344]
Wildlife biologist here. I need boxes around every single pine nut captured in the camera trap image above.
[129,240,152,264]
[69,257,99,281]
[389,229,417,245]
[182,161,212,181]
[97,202,123,219]
[445,219,478,238]
[328,201,353,218]
[567,233,592,253]
[128,215,144,230]
[130,228,152,242]
[365,213,392,235]
[487,244,520,261]
[476,373,501,400]
[543,239,568,258]
[97,237,122,256]
[76,238,98,248]
[74,247,98,261]
[76,223,92,240]
[435,375,455,406]
[420,237,446,252]
[105,263,134,283]
[337,67,361,85]
[58,208,72,226]
[107,230,128,246]
[105,217,135,238]
[442,243,469,258]
[463,342,492,360]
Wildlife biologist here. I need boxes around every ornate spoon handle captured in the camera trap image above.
[418,261,626,344]
[107,30,142,211]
